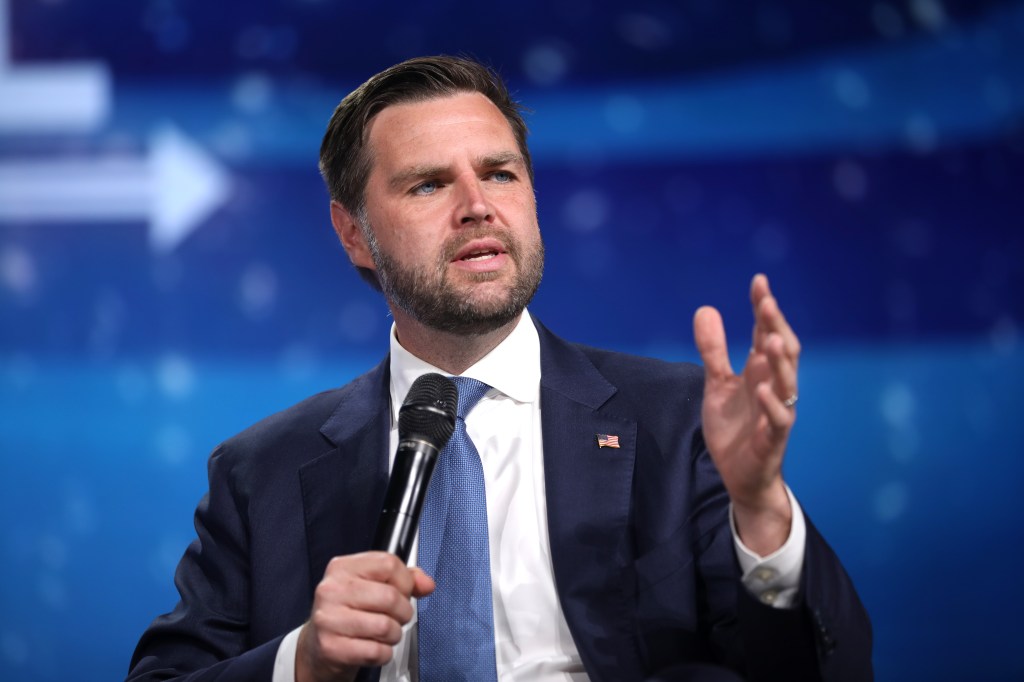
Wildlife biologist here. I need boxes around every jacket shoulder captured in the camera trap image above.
[210,359,387,475]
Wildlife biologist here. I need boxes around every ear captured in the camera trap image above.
[330,201,375,271]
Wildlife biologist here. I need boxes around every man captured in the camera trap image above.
[128,56,872,681]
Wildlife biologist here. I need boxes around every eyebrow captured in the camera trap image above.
[388,151,526,191]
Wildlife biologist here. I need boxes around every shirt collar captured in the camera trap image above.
[388,311,541,425]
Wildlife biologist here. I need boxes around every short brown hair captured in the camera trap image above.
[319,55,533,217]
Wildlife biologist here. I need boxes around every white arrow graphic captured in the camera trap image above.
[0,126,231,252]
[0,0,109,134]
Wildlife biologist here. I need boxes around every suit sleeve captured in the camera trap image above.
[689,435,873,682]
[126,443,281,682]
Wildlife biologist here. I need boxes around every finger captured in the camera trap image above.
[765,333,798,403]
[749,274,771,354]
[410,567,436,598]
[333,579,415,624]
[298,621,392,679]
[743,351,772,394]
[330,552,416,597]
[755,289,801,361]
[694,306,734,380]
[311,603,406,645]
[311,626,396,669]
[325,638,394,669]
[757,381,796,433]
[318,556,416,624]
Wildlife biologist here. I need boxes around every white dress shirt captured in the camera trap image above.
[274,312,805,681]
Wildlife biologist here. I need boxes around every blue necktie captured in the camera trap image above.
[417,376,498,682]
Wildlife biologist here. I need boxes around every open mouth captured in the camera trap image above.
[459,248,501,262]
[453,239,508,264]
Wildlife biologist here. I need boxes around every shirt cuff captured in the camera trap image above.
[729,484,806,609]
[273,625,303,682]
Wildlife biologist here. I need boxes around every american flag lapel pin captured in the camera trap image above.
[596,433,620,449]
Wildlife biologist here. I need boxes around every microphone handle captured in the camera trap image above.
[371,437,441,563]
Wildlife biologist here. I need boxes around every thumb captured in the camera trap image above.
[693,306,734,381]
[410,567,436,598]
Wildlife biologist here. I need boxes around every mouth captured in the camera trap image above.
[452,239,508,263]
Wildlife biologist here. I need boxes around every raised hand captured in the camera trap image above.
[693,274,801,555]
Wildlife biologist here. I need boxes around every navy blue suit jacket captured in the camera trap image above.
[128,320,872,681]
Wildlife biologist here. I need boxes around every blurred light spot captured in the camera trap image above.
[616,13,673,50]
[892,220,932,258]
[874,481,909,522]
[664,175,704,216]
[89,290,126,357]
[339,299,382,344]
[832,159,868,201]
[604,95,646,134]
[983,77,1011,116]
[281,344,318,381]
[235,25,297,61]
[832,69,871,109]
[881,382,915,428]
[149,535,187,584]
[910,0,947,32]
[0,632,28,666]
[990,315,1018,356]
[887,426,919,463]
[964,387,995,437]
[210,122,254,160]
[239,262,278,318]
[562,189,609,233]
[1,247,37,296]
[570,238,613,279]
[522,45,569,86]
[116,365,150,405]
[156,354,195,399]
[972,28,1002,62]
[38,574,66,610]
[143,6,190,54]
[63,484,98,535]
[156,424,193,466]
[232,74,273,114]
[886,280,916,328]
[751,223,789,264]
[152,256,183,293]
[38,535,67,571]
[5,354,36,390]
[905,114,937,153]
[871,3,905,39]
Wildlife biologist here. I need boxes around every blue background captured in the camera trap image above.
[1,0,1023,679]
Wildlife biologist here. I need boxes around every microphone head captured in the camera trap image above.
[399,373,458,449]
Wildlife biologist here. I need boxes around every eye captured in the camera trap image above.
[491,170,514,183]
[413,181,439,195]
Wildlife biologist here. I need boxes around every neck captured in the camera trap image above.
[391,309,520,375]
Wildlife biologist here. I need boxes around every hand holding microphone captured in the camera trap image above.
[296,374,457,682]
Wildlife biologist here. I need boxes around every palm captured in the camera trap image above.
[701,356,785,497]
[693,275,800,508]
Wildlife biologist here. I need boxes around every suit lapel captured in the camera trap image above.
[536,321,644,679]
[299,359,391,593]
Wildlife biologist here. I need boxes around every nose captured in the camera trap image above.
[455,176,494,226]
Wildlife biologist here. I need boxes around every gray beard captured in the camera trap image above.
[364,223,544,336]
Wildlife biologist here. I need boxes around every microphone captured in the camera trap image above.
[371,372,458,562]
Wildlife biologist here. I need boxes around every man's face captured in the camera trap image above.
[354,92,543,336]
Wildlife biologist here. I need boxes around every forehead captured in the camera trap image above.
[365,92,518,165]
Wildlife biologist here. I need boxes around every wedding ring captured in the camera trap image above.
[783,394,799,408]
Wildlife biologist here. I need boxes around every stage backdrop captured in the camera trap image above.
[1,1,1022,679]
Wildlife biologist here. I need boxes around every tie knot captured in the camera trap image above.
[451,376,490,419]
